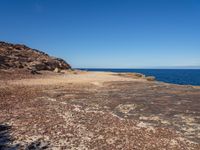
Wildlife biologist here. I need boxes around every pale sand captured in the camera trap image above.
[8,71,147,86]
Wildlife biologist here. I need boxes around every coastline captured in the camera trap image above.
[1,69,199,88]
[0,70,200,149]
[81,68,200,87]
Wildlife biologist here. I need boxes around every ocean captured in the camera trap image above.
[80,69,200,86]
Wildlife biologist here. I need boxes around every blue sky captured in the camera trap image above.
[0,0,200,68]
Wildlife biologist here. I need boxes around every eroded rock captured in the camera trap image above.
[0,41,71,72]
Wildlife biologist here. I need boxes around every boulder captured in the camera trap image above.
[146,76,156,81]
[54,67,61,73]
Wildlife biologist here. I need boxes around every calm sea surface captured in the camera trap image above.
[80,69,200,86]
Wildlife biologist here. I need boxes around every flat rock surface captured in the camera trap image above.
[0,71,200,149]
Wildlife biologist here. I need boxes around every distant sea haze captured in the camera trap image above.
[80,69,200,86]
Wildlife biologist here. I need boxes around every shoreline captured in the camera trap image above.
[81,68,200,87]
[1,69,200,88]
[0,69,200,149]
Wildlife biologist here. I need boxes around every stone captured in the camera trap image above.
[146,76,155,81]
[54,67,61,73]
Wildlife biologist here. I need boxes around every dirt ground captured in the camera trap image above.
[0,70,200,149]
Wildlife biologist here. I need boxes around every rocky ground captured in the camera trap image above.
[0,70,200,150]
[0,41,71,72]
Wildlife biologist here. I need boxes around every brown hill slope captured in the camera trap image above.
[0,41,71,72]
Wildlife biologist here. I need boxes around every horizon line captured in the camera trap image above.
[76,66,200,69]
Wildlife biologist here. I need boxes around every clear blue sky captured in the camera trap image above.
[0,0,200,68]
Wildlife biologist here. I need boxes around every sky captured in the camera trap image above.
[0,0,200,68]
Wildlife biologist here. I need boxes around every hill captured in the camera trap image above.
[0,41,71,73]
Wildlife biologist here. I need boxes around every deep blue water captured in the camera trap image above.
[80,69,200,86]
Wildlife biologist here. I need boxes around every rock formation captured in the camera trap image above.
[0,41,71,72]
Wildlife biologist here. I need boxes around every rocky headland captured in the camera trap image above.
[0,41,71,73]
[0,42,200,149]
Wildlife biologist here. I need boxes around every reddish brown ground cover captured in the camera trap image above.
[0,70,200,149]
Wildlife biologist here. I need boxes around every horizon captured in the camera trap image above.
[0,0,200,68]
[77,66,200,69]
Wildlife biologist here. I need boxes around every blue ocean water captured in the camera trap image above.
[80,69,200,86]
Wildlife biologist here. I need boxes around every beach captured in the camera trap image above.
[0,70,200,149]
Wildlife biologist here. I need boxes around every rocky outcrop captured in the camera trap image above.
[0,41,71,72]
